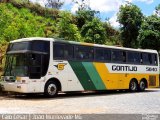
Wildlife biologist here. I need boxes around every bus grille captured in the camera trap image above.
[149,76,156,86]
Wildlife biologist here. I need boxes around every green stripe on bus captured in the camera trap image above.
[82,62,106,90]
[69,62,96,90]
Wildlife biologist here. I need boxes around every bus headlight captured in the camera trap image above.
[16,77,21,82]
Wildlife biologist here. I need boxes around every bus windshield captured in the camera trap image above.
[3,54,28,77]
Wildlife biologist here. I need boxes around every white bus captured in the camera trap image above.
[0,37,159,97]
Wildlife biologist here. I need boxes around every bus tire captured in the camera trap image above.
[129,79,138,92]
[138,80,146,91]
[44,81,58,97]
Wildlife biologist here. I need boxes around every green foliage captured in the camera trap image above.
[8,0,60,19]
[0,42,8,73]
[117,2,143,48]
[57,11,82,41]
[138,15,160,51]
[81,18,106,44]
[75,9,98,29]
[103,22,120,45]
[75,8,106,44]
[0,3,57,41]
[0,1,120,45]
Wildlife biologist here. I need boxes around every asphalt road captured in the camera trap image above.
[0,89,160,114]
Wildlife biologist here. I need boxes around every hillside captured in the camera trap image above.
[0,3,58,42]
[0,2,58,74]
[0,1,120,74]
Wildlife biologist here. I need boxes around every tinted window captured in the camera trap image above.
[127,52,141,64]
[142,53,151,65]
[152,54,158,65]
[104,49,111,61]
[75,46,94,60]
[95,48,104,61]
[7,41,50,54]
[148,54,152,64]
[8,42,30,51]
[95,48,111,62]
[53,43,74,60]
[53,43,64,59]
[64,44,74,59]
[32,41,49,53]
[112,50,125,62]
[29,54,42,66]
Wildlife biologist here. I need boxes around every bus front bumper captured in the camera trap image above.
[0,82,29,93]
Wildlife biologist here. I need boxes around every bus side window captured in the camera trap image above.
[53,44,64,59]
[112,50,123,63]
[152,54,158,65]
[104,49,111,62]
[127,52,141,64]
[95,48,104,61]
[64,44,74,59]
[122,51,126,62]
[75,46,94,61]
[148,54,152,64]
[142,53,151,65]
[76,47,83,59]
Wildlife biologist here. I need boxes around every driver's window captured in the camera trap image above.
[29,54,42,79]
[30,54,41,66]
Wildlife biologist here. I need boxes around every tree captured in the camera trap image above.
[0,42,8,72]
[117,2,143,48]
[72,0,90,11]
[73,0,106,44]
[45,0,64,9]
[103,22,120,45]
[74,0,100,29]
[75,9,98,29]
[155,4,160,16]
[57,11,81,41]
[138,15,160,51]
[81,18,106,44]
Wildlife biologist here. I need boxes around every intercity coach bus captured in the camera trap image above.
[0,37,159,97]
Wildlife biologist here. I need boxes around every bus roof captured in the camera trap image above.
[10,37,158,54]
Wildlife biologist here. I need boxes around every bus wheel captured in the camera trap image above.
[139,80,146,91]
[44,81,58,97]
[129,80,138,92]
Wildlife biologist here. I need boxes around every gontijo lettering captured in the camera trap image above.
[112,65,137,71]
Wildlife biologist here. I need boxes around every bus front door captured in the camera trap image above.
[28,54,45,92]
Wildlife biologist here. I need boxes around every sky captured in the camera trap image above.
[31,0,160,27]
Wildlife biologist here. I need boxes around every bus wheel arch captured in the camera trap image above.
[129,78,138,92]
[138,78,147,91]
[44,78,62,97]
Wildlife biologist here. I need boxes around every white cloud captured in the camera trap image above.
[109,13,120,28]
[90,0,122,13]
[30,0,72,7]
[30,0,154,28]
[135,0,154,4]
[71,4,79,13]
[63,0,73,5]
[70,0,125,13]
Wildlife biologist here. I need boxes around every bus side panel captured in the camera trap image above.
[51,61,84,92]
[68,61,107,91]
[51,61,159,92]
